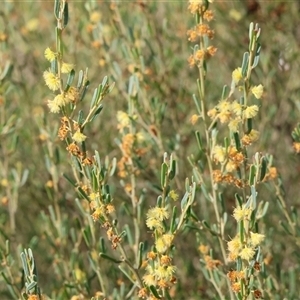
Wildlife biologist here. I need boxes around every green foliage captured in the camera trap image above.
[0,1,300,299]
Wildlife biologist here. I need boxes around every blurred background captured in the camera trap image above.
[0,0,300,299]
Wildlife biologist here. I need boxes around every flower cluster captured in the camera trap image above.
[116,111,147,178]
[228,231,264,262]
[43,48,79,114]
[207,98,261,133]
[211,145,245,187]
[227,268,263,297]
[43,38,120,249]
[140,250,176,297]
[293,142,300,153]
[188,0,214,15]
[140,205,177,297]
[187,2,217,68]
[227,270,245,293]
[146,206,169,234]
[227,204,265,263]
[227,235,264,298]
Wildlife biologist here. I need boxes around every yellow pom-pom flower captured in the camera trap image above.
[44,47,56,62]
[251,84,264,99]
[43,70,60,91]
[232,67,243,84]
[72,130,87,143]
[244,105,259,119]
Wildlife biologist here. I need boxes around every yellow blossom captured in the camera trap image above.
[207,108,217,118]
[154,264,176,281]
[228,251,239,262]
[1,179,8,187]
[218,111,231,123]
[226,161,237,172]
[136,132,146,143]
[162,234,174,247]
[90,11,101,23]
[89,192,98,201]
[28,295,45,300]
[99,58,106,67]
[188,0,202,14]
[239,246,255,260]
[195,49,205,61]
[146,218,163,232]
[232,67,243,84]
[233,205,252,222]
[218,100,230,111]
[250,232,265,246]
[147,207,169,221]
[241,134,251,146]
[293,142,300,153]
[91,206,105,221]
[90,201,97,210]
[251,84,264,99]
[231,101,242,116]
[268,167,277,179]
[74,268,86,282]
[244,105,259,119]
[213,145,226,163]
[227,236,241,255]
[169,190,179,201]
[106,204,115,214]
[143,274,156,286]
[189,0,202,4]
[187,29,198,42]
[198,244,209,254]
[44,47,56,62]
[65,86,79,104]
[154,265,170,280]
[137,288,147,298]
[207,46,217,57]
[228,119,240,132]
[217,100,232,123]
[147,251,156,260]
[72,130,87,143]
[248,129,260,142]
[160,255,172,266]
[166,265,176,277]
[54,94,67,106]
[43,70,60,91]
[229,9,243,22]
[188,55,195,67]
[231,282,241,293]
[156,237,167,254]
[203,10,214,22]
[25,18,39,32]
[117,111,130,128]
[236,270,245,279]
[228,146,238,157]
[61,62,75,74]
[47,99,60,113]
[190,114,200,125]
[197,24,209,37]
[156,234,174,254]
[227,270,237,282]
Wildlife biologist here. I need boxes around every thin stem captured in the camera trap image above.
[95,269,106,296]
[46,136,62,234]
[208,269,226,300]
[81,94,105,129]
[274,181,296,236]
[195,11,235,300]
[196,15,226,266]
